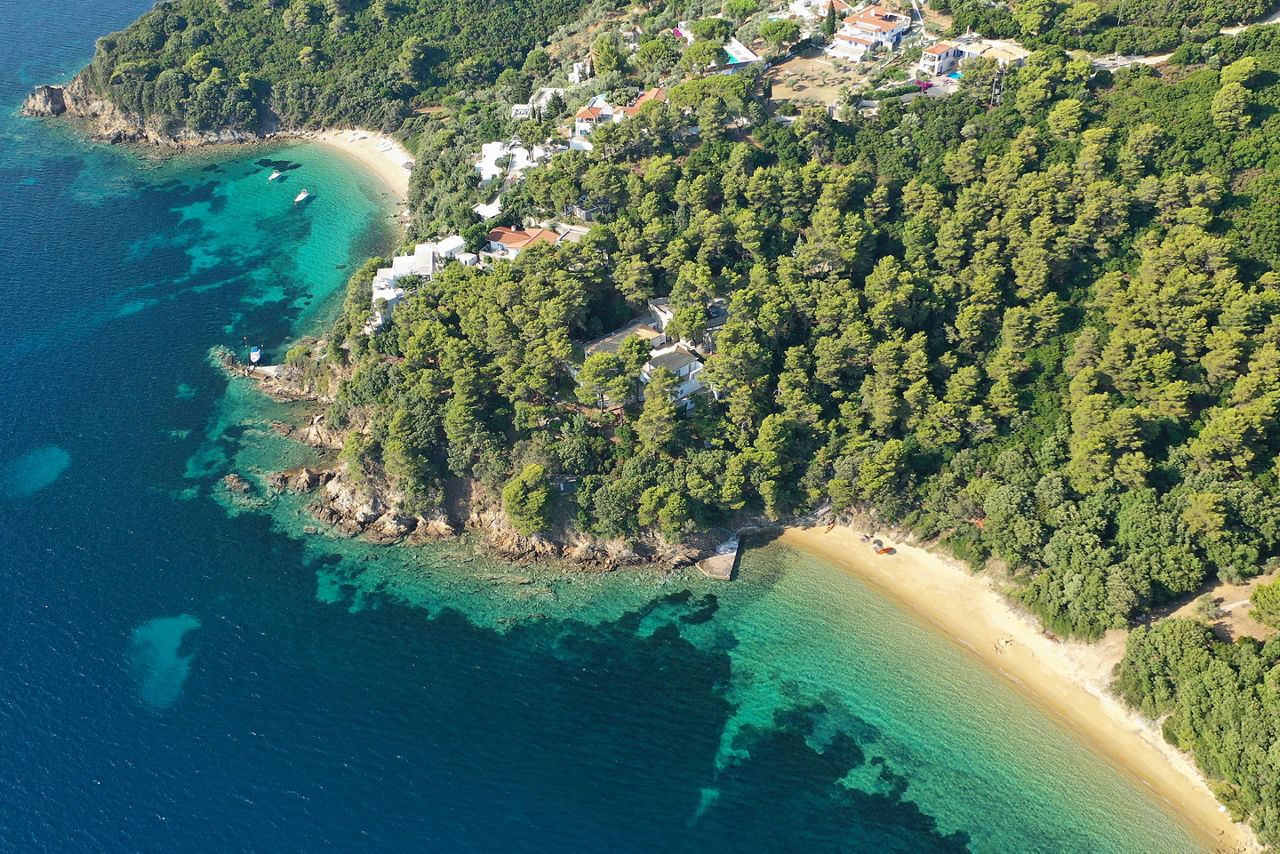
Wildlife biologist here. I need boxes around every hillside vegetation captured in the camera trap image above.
[328,33,1280,642]
[1117,620,1280,845]
[942,0,1279,55]
[79,0,593,134]
[325,32,1280,840]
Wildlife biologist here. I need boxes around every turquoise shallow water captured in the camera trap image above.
[0,3,1205,851]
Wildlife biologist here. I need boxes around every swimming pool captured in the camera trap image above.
[948,71,963,79]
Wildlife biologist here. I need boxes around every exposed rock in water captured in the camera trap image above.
[299,414,345,448]
[487,529,564,562]
[221,473,252,493]
[269,452,727,576]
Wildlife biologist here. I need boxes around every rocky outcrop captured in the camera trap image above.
[280,463,713,571]
[21,76,268,149]
[406,512,456,544]
[221,473,252,493]
[21,85,66,117]
[298,414,346,449]
[267,466,336,493]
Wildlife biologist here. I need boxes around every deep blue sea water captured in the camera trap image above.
[0,4,1208,852]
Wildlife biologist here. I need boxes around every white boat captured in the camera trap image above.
[294,189,311,205]
[249,345,262,365]
[268,169,282,181]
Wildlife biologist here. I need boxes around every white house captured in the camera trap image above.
[648,297,729,354]
[365,236,466,332]
[788,0,855,21]
[476,141,508,183]
[919,36,1030,76]
[475,138,553,184]
[572,89,667,139]
[830,5,910,59]
[957,38,1030,68]
[486,226,564,259]
[511,87,568,121]
[569,54,595,84]
[573,95,617,136]
[370,279,406,330]
[642,343,705,402]
[435,234,467,259]
[920,41,963,75]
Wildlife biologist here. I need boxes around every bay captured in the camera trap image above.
[0,3,1203,851]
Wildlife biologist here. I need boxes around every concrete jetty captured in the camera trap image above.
[698,534,740,580]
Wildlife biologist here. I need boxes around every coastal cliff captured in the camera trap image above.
[21,76,267,148]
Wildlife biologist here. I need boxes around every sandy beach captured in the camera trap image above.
[780,525,1260,853]
[306,129,413,201]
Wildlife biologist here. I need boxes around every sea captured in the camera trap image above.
[0,3,1204,851]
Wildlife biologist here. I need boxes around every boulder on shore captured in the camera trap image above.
[268,466,335,493]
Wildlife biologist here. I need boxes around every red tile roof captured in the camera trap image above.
[488,226,562,251]
[844,5,909,33]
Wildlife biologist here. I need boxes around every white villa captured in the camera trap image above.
[571,297,730,408]
[475,138,554,184]
[571,87,668,140]
[919,35,1030,75]
[642,344,706,403]
[366,236,469,332]
[649,297,729,354]
[920,41,964,75]
[569,53,595,84]
[787,0,855,21]
[485,226,564,260]
[510,87,567,121]
[830,5,911,59]
[573,95,618,137]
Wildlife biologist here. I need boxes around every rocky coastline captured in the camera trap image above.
[216,351,726,576]
[21,76,271,149]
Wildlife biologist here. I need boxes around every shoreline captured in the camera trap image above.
[304,129,412,203]
[778,525,1260,854]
